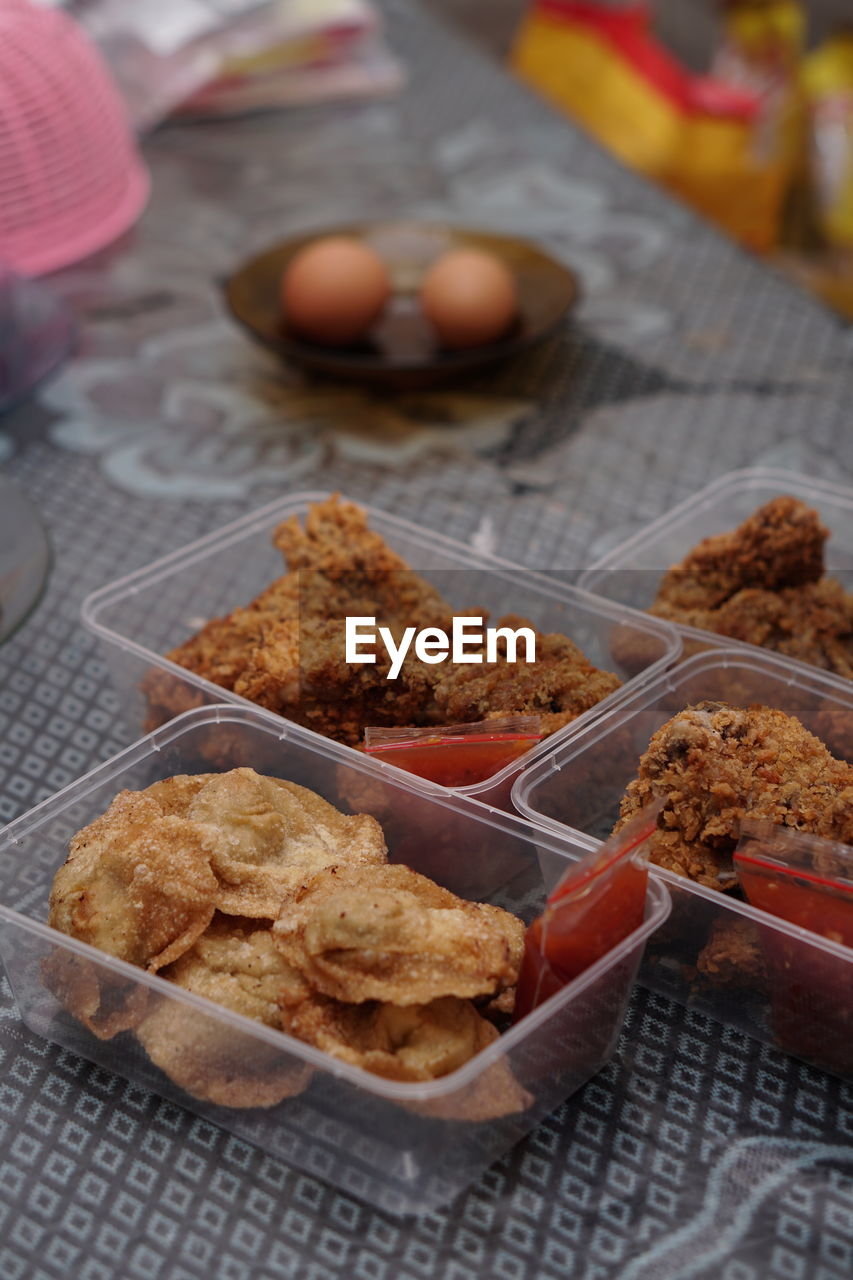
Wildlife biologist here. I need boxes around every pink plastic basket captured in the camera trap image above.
[0,0,149,276]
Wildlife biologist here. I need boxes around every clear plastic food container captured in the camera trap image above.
[81,490,680,807]
[512,648,853,1079]
[578,467,853,691]
[0,703,670,1215]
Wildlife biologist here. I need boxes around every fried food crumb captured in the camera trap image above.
[695,916,768,990]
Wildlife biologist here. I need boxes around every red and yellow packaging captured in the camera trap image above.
[511,1,804,251]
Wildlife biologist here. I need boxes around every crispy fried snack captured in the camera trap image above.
[616,701,853,890]
[50,768,388,934]
[650,496,853,675]
[432,615,622,736]
[48,789,219,971]
[135,1000,311,1109]
[273,863,524,1006]
[42,950,151,1041]
[281,993,531,1119]
[185,768,387,917]
[281,993,493,1080]
[132,913,312,1108]
[158,914,308,1023]
[46,768,386,1039]
[49,768,531,1112]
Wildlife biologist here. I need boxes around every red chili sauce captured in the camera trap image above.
[514,831,651,1021]
[364,732,540,787]
[737,852,853,1073]
[737,855,853,946]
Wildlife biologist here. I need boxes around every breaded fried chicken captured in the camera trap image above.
[156,497,621,747]
[615,701,853,890]
[432,614,622,736]
[161,497,454,744]
[650,496,853,676]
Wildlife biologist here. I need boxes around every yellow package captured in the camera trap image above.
[802,30,853,248]
[511,1,802,251]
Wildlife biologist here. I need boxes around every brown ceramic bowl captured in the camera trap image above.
[224,221,579,390]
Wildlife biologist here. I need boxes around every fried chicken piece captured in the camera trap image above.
[695,916,768,990]
[184,768,387,917]
[654,496,828,612]
[284,617,441,747]
[273,863,524,1006]
[49,788,219,971]
[166,575,302,709]
[157,496,623,749]
[615,701,853,890]
[142,577,302,731]
[650,497,853,676]
[663,581,853,677]
[274,499,458,742]
[273,499,451,630]
[432,615,622,736]
[160,497,455,746]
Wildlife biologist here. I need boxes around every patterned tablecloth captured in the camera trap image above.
[2,2,853,1277]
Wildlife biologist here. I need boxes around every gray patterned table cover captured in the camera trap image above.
[2,2,853,1276]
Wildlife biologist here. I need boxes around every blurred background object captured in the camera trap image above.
[0,260,71,644]
[436,0,853,316]
[63,0,403,130]
[0,474,51,644]
[0,0,148,276]
[0,262,74,412]
[511,2,810,253]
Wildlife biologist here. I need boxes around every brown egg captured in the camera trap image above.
[281,236,390,345]
[420,247,518,349]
